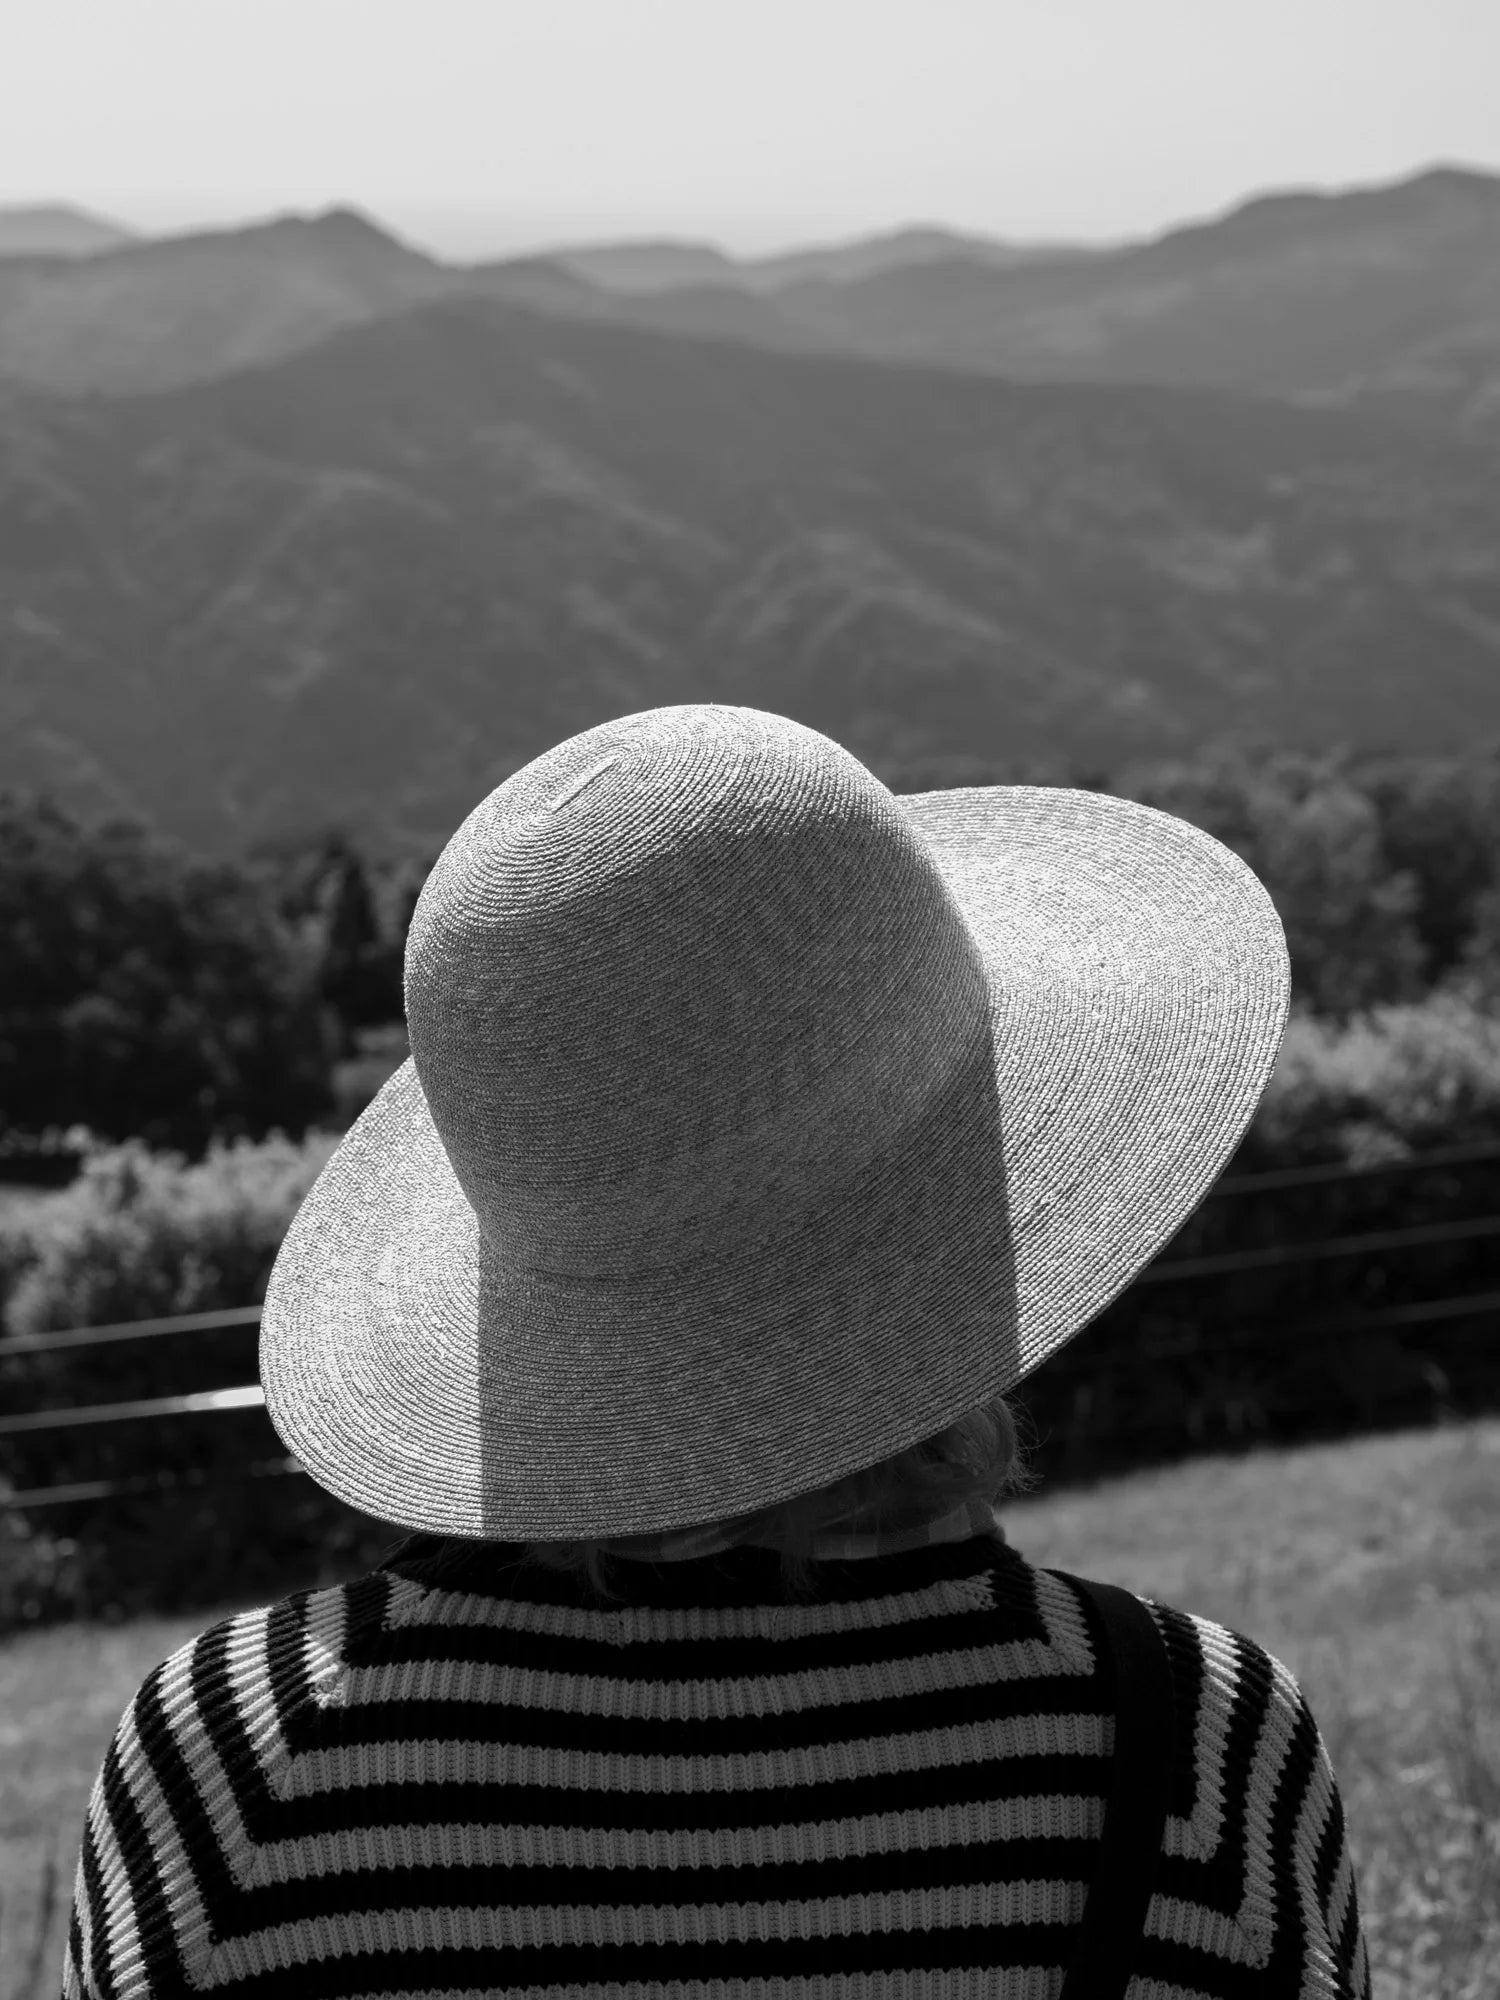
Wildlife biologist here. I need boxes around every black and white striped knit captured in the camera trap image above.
[62,1501,1370,1998]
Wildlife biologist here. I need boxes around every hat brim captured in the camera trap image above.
[260,786,1287,1539]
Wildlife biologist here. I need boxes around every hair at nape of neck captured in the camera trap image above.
[520,1393,1040,1604]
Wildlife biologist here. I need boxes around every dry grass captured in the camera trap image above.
[1007,1416,1500,1996]
[2,1416,1497,1998]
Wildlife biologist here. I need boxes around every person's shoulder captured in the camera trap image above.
[1029,1560,1324,1736]
[1142,1589,1316,1720]
[1021,1569,1370,1993]
[1106,1585,1342,1820]
[68,1573,408,1996]
[127,1569,396,1763]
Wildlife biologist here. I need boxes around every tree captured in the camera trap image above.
[317,844,395,1041]
[1356,756,1500,983]
[245,830,410,1045]
[1444,879,1500,1009]
[1252,773,1427,1020]
[0,793,335,1154]
[1118,744,1427,1022]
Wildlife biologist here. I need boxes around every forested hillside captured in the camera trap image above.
[4,740,1499,1158]
[4,299,1499,853]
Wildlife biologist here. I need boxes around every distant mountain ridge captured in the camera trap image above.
[0,164,1495,429]
[530,239,747,293]
[0,202,139,257]
[0,206,460,394]
[543,225,1095,293]
[766,164,1500,427]
[3,293,1497,853]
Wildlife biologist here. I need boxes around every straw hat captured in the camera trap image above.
[260,705,1288,1540]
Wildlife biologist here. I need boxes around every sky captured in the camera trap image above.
[6,0,1499,260]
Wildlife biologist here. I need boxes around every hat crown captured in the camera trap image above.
[404,705,990,1276]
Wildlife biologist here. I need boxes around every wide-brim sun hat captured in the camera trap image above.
[260,704,1289,1541]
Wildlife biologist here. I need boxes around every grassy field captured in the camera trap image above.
[2,1415,1497,1998]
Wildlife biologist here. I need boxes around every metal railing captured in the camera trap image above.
[5,1139,1500,1505]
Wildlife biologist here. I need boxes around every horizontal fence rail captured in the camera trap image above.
[1204,1137,1500,1196]
[2,1457,305,1511]
[1,1305,263,1357]
[4,1139,1500,1508]
[0,1384,265,1437]
[1135,1212,1500,1283]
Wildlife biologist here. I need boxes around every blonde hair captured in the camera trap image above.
[513,1393,1038,1604]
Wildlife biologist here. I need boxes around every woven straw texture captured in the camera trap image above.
[260,705,1289,1539]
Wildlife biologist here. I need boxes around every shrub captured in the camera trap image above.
[1250,990,1500,1167]
[1,1129,339,1339]
[0,1129,373,1630]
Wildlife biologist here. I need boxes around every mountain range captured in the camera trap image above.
[0,203,139,258]
[3,294,1498,854]
[538,225,1095,293]
[2,161,1499,854]
[1,163,1497,426]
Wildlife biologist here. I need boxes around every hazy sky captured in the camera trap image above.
[7,0,1498,258]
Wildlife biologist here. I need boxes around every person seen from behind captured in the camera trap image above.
[63,704,1369,1998]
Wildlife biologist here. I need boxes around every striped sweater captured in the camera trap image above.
[62,1501,1369,1998]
